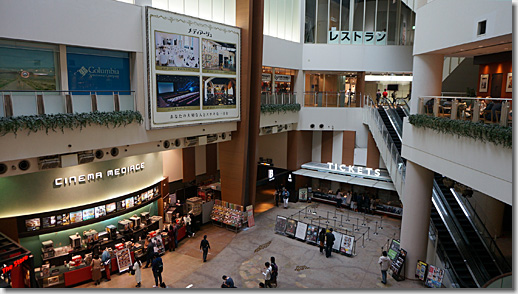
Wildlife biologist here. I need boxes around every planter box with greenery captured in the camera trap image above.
[0,110,143,137]
[260,103,301,114]
[408,114,512,148]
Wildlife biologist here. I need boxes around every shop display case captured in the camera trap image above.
[69,234,81,249]
[129,216,141,229]
[210,203,245,231]
[186,197,202,216]
[140,212,150,225]
[106,225,117,239]
[83,229,98,244]
[118,219,132,232]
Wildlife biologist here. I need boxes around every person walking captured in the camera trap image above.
[325,228,335,258]
[282,187,290,209]
[318,228,326,254]
[101,247,111,281]
[91,254,102,285]
[376,89,382,105]
[145,240,154,268]
[133,258,142,288]
[221,275,235,288]
[270,256,278,286]
[263,262,273,288]
[200,235,211,262]
[335,189,342,208]
[378,251,391,284]
[184,213,193,237]
[274,188,280,207]
[151,253,164,288]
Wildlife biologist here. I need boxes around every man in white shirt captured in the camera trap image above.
[263,262,272,288]
[378,251,391,284]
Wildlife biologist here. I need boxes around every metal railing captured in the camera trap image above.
[429,219,462,288]
[419,96,512,127]
[303,91,362,108]
[0,90,135,117]
[261,92,297,105]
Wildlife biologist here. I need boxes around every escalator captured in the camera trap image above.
[375,103,509,287]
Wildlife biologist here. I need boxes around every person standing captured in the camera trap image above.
[335,189,342,209]
[376,89,381,105]
[378,251,391,284]
[274,188,280,207]
[200,235,211,262]
[145,240,154,268]
[325,228,335,258]
[282,187,290,209]
[91,254,102,285]
[101,247,111,281]
[221,275,235,288]
[382,88,388,101]
[184,213,193,237]
[318,228,326,254]
[263,262,273,288]
[133,258,142,288]
[270,256,278,286]
[151,253,164,288]
[168,224,175,252]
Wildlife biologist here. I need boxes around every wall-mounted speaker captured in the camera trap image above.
[163,140,170,149]
[110,147,119,157]
[95,150,104,159]
[174,139,181,147]
[310,124,315,128]
[319,124,324,128]
[0,163,7,175]
[18,160,30,171]
[221,133,226,140]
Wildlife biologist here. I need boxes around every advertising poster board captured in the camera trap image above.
[115,248,132,273]
[390,248,407,280]
[294,222,308,240]
[305,224,319,243]
[285,219,297,237]
[274,216,288,235]
[332,231,343,251]
[340,234,355,256]
[146,7,241,128]
[246,205,254,227]
[415,260,428,281]
[424,265,444,288]
[298,188,308,201]
[387,239,400,260]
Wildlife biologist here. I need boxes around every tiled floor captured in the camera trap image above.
[76,201,425,289]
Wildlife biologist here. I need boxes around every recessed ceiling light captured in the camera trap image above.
[460,49,465,51]
[478,45,483,48]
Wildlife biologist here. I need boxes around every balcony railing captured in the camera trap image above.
[0,90,135,117]
[260,92,296,105]
[419,96,512,127]
[303,91,362,108]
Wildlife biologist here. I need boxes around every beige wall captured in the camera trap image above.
[0,153,164,218]
[162,149,183,182]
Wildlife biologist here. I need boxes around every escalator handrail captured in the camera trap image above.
[381,106,403,142]
[449,187,511,274]
[370,105,405,168]
[432,193,486,287]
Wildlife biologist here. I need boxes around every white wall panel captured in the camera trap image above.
[195,145,207,175]
[331,131,343,164]
[312,131,322,162]
[162,149,183,182]
[169,0,184,13]
[212,0,225,23]
[224,0,236,26]
[199,0,213,20]
[185,0,199,17]
[263,36,303,69]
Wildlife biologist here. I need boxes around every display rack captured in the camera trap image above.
[115,248,132,273]
[210,201,245,232]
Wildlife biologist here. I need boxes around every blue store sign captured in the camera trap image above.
[67,47,130,94]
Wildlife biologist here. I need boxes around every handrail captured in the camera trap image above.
[482,272,512,288]
[430,220,464,288]
[450,188,511,274]
[383,105,403,140]
[421,96,512,101]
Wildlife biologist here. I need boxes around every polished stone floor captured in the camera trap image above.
[76,200,425,289]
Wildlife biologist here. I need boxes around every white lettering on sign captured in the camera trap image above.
[326,162,381,178]
[54,162,144,188]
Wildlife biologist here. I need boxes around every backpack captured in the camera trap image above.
[272,263,278,278]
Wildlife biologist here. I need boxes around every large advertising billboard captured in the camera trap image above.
[146,8,241,128]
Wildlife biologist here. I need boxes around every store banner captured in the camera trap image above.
[274,74,291,83]
[67,49,130,94]
[262,73,271,82]
[146,7,241,128]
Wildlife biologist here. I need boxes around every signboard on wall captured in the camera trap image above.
[145,7,241,129]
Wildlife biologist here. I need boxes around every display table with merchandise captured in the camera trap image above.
[210,201,246,232]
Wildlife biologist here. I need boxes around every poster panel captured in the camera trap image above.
[424,265,444,288]
[146,7,240,128]
[298,188,308,201]
[295,222,308,240]
[340,234,355,255]
[274,216,288,234]
[387,239,400,260]
[415,260,428,281]
[332,231,342,251]
[305,224,319,243]
[285,219,297,237]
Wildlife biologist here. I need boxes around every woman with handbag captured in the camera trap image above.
[318,228,326,254]
[133,259,142,287]
[91,254,102,285]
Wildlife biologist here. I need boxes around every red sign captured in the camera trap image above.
[246,205,254,227]
[1,255,29,274]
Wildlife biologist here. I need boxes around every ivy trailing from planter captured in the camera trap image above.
[0,110,143,137]
[408,114,512,148]
[260,103,301,114]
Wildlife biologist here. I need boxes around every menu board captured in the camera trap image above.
[115,248,132,273]
[25,218,40,231]
[82,208,95,221]
[95,205,106,218]
[332,231,343,251]
[415,260,428,281]
[424,265,444,288]
[340,234,355,256]
[294,222,308,240]
[70,211,83,223]
[390,248,407,279]
[305,224,319,243]
[106,203,116,214]
[57,213,70,226]
[274,216,287,235]
[42,216,56,229]
[125,197,134,209]
[146,7,241,129]
[387,239,400,260]
[285,219,297,237]
[117,200,126,211]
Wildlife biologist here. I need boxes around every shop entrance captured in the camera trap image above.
[255,164,294,214]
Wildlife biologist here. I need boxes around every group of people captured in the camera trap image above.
[274,187,290,209]
[376,89,398,106]
[335,190,375,214]
[318,228,336,258]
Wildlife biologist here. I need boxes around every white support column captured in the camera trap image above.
[400,160,434,279]
[409,54,444,115]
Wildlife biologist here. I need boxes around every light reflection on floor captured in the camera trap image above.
[254,186,276,214]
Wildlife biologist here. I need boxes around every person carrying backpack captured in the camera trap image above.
[270,256,278,286]
[151,253,164,288]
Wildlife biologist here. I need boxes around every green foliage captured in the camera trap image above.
[408,114,512,148]
[260,103,301,114]
[0,110,143,137]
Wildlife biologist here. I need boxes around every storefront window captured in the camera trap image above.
[305,0,317,43]
[329,0,341,32]
[316,0,329,43]
[387,0,398,45]
[340,0,351,31]
[400,3,413,45]
[376,0,388,32]
[352,0,364,32]
[0,40,59,91]
[364,0,376,32]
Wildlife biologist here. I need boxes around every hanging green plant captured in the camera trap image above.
[0,110,143,137]
[260,103,301,114]
[408,114,512,148]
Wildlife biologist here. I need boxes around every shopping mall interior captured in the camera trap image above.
[0,0,512,289]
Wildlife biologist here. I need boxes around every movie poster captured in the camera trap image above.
[295,222,308,240]
[305,224,319,243]
[285,219,297,237]
[340,234,355,255]
[275,216,288,235]
[424,265,444,288]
